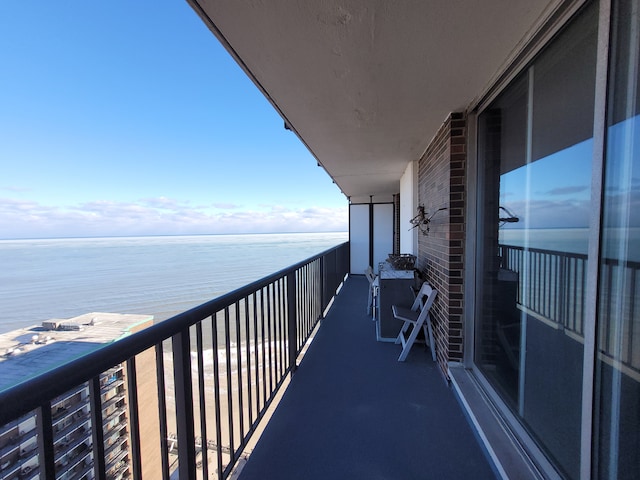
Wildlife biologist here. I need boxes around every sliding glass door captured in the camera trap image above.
[475,3,598,478]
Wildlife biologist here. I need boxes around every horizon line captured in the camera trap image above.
[0,230,349,242]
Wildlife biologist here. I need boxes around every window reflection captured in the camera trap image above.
[476,3,597,478]
[596,1,640,476]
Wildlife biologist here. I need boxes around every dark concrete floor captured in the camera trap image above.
[238,276,497,480]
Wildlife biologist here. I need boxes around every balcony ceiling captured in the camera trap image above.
[189,0,557,202]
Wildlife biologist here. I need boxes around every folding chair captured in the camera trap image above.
[392,282,437,362]
[365,266,379,321]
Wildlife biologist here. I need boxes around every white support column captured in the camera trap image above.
[399,161,418,254]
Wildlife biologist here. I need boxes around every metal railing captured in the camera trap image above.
[499,244,588,336]
[499,243,640,372]
[0,241,349,479]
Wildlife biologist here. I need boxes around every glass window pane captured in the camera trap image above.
[476,4,597,478]
[596,1,640,478]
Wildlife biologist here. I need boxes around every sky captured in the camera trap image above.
[500,122,640,231]
[0,2,348,240]
[500,139,593,230]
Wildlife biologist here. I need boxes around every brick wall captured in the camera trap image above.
[416,112,466,377]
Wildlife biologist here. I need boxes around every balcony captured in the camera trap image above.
[0,242,495,479]
[235,275,495,479]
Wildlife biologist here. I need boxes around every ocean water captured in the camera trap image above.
[500,228,590,255]
[0,232,348,334]
[500,227,640,262]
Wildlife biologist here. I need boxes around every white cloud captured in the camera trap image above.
[0,197,347,239]
[210,202,241,209]
[546,185,589,196]
[502,198,591,229]
[1,186,31,193]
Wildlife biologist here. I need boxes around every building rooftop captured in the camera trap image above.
[0,312,153,392]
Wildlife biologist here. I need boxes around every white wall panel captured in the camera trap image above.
[349,204,370,274]
[400,162,417,254]
[373,203,393,272]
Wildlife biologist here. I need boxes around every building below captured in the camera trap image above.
[0,312,153,480]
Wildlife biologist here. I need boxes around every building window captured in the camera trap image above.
[475,2,598,478]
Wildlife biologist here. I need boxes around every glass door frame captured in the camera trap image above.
[463,1,613,478]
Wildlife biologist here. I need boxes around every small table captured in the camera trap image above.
[376,262,415,342]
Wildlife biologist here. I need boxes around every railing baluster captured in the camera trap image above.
[287,271,298,374]
[277,278,284,378]
[126,356,142,480]
[267,284,274,395]
[302,265,308,337]
[260,288,267,411]
[211,313,224,480]
[543,253,549,319]
[580,257,585,333]
[318,259,323,319]
[313,262,318,323]
[307,264,312,330]
[628,269,636,367]
[526,250,531,312]
[308,263,313,330]
[569,257,575,331]
[556,255,562,327]
[172,329,196,479]
[90,376,107,480]
[318,257,324,315]
[535,252,541,314]
[296,267,301,346]
[155,343,171,480]
[235,302,245,446]
[273,283,278,386]
[573,257,580,333]
[605,263,614,353]
[245,296,254,429]
[253,292,261,419]
[224,307,235,465]
[196,322,209,480]
[303,267,308,343]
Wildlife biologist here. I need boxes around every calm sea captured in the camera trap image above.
[0,232,348,334]
[500,227,640,261]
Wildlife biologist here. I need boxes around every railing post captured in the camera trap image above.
[154,344,171,480]
[89,376,107,480]
[320,255,326,317]
[126,357,142,480]
[36,402,56,479]
[287,271,298,374]
[558,254,567,329]
[172,329,196,479]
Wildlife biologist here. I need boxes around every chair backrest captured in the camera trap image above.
[411,282,437,315]
[364,266,376,285]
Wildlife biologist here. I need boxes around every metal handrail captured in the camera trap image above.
[499,243,640,371]
[0,241,350,479]
[0,242,348,423]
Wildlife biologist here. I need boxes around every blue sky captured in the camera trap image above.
[500,139,593,229]
[500,122,640,230]
[0,2,347,239]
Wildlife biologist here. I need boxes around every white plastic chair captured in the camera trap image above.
[392,282,437,362]
[365,266,379,321]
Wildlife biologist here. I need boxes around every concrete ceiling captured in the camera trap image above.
[189,0,558,203]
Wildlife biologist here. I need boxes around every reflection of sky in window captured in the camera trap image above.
[500,139,593,229]
[497,115,640,258]
[604,115,640,229]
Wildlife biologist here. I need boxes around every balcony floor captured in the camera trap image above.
[238,276,497,480]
